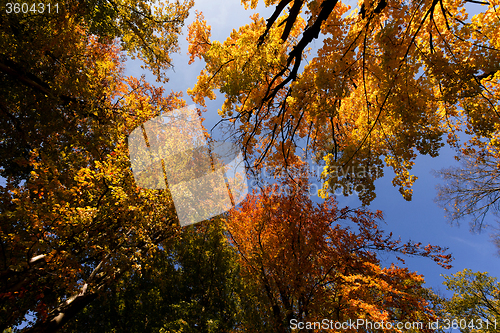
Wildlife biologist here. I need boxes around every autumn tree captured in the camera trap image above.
[435,269,500,333]
[0,1,194,331]
[224,168,452,332]
[432,128,500,254]
[435,150,500,229]
[433,134,500,251]
[73,0,193,82]
[187,0,500,205]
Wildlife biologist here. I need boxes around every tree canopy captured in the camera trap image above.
[187,0,500,205]
[436,269,500,333]
[61,218,242,333]
[433,133,500,250]
[0,1,192,331]
[225,168,452,332]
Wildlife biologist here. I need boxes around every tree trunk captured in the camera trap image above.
[24,290,98,333]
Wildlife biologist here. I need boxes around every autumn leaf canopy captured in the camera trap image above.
[187,0,500,204]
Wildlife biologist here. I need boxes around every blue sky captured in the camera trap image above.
[126,0,500,305]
